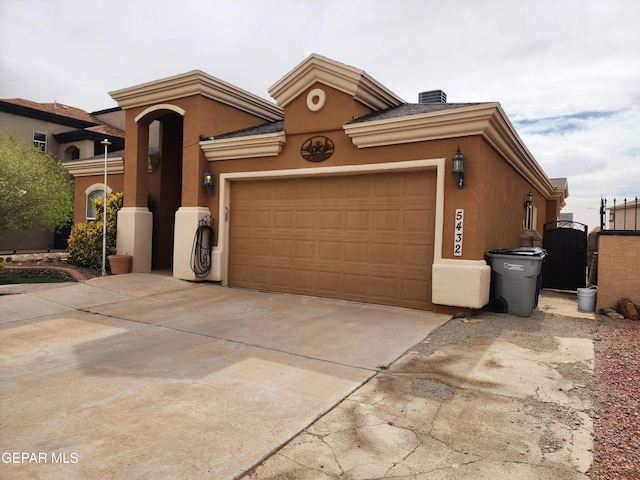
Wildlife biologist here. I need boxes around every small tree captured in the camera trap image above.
[67,192,123,269]
[0,131,74,239]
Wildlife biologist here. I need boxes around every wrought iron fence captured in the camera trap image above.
[600,197,640,231]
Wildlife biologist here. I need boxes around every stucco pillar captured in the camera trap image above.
[117,114,153,272]
[116,207,153,272]
[173,207,212,280]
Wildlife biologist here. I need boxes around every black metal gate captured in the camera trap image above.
[542,221,588,291]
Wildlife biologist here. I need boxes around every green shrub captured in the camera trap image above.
[67,192,123,269]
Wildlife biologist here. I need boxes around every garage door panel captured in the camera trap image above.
[345,210,370,231]
[373,174,405,197]
[402,244,431,267]
[318,241,342,261]
[373,209,401,231]
[345,178,370,199]
[317,271,342,294]
[402,278,431,303]
[343,273,368,295]
[404,209,433,232]
[320,181,345,199]
[294,269,316,290]
[295,239,316,259]
[319,210,343,229]
[271,267,292,287]
[344,242,370,263]
[296,179,320,200]
[295,210,319,229]
[229,171,436,309]
[371,243,399,265]
[273,210,294,228]
[272,238,295,258]
[252,211,271,228]
[249,237,272,257]
[371,276,399,299]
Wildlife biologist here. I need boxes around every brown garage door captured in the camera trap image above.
[229,170,436,309]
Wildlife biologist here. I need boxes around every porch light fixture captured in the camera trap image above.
[100,138,111,276]
[524,191,533,230]
[203,168,215,196]
[524,191,533,209]
[451,146,465,189]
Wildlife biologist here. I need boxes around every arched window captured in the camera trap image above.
[64,145,80,161]
[85,184,113,222]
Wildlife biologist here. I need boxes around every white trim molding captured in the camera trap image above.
[84,183,113,195]
[343,103,562,201]
[135,103,186,123]
[62,156,124,177]
[200,131,286,161]
[111,70,283,121]
[269,53,404,110]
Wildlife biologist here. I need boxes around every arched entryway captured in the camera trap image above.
[134,107,184,271]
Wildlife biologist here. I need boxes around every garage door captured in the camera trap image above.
[229,170,436,309]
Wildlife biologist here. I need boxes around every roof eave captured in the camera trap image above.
[268,53,404,110]
[110,70,283,122]
[344,103,558,200]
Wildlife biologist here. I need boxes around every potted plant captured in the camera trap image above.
[108,253,131,274]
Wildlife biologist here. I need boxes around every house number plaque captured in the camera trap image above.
[454,209,463,256]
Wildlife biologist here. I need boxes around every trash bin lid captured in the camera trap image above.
[487,247,547,257]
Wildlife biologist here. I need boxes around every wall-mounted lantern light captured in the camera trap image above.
[524,191,533,229]
[203,168,215,196]
[451,146,465,189]
[524,191,533,209]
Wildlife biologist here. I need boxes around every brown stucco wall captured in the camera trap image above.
[72,174,125,223]
[122,94,270,210]
[596,233,640,310]
[204,83,549,263]
[473,140,547,257]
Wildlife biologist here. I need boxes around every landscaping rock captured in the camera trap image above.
[614,298,640,321]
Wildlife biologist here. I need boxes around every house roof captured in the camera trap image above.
[0,98,124,142]
[206,103,482,139]
[1,98,100,124]
[348,102,485,123]
[209,120,285,140]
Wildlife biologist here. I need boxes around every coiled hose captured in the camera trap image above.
[191,216,214,278]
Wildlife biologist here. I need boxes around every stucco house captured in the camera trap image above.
[65,54,568,313]
[0,98,125,251]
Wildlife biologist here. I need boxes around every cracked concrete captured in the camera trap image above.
[243,306,596,480]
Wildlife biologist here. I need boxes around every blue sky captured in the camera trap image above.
[1,0,639,230]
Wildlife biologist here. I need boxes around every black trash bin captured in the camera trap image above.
[485,247,547,317]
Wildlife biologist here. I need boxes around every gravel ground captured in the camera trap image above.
[591,317,640,479]
[408,308,640,479]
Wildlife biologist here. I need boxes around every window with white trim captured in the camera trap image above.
[86,189,104,221]
[33,132,47,152]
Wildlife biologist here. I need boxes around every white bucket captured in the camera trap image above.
[577,287,597,312]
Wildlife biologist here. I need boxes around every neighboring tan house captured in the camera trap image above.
[66,54,568,313]
[0,99,125,251]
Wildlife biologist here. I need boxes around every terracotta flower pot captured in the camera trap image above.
[108,255,132,275]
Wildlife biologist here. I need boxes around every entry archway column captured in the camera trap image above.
[117,112,153,272]
[173,114,212,281]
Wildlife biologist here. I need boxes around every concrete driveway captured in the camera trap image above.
[0,274,448,479]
